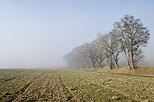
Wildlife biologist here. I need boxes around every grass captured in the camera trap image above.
[89,67,154,74]
[0,69,154,102]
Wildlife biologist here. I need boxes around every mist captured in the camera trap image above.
[0,0,154,68]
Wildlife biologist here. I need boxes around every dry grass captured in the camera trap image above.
[91,67,154,74]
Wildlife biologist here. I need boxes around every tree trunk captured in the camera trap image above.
[93,62,96,69]
[124,49,132,69]
[109,62,113,70]
[107,58,113,70]
[130,52,135,70]
[113,55,119,69]
[92,59,96,69]
[97,59,102,68]
[113,59,119,69]
[98,62,102,68]
[127,60,131,69]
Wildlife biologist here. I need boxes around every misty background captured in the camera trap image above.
[0,0,154,68]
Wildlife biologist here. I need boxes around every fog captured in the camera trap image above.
[0,0,154,68]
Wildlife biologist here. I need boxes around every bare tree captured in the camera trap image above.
[114,15,150,69]
[95,35,106,68]
[63,52,75,68]
[83,42,98,69]
[63,43,98,69]
[64,15,150,70]
[108,30,121,69]
[98,31,121,69]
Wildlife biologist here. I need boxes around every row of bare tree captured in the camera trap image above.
[63,15,150,70]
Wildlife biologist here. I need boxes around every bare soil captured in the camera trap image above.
[0,69,153,102]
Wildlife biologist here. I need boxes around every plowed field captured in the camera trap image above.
[0,69,154,102]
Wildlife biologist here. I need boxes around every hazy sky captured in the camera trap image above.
[0,0,154,68]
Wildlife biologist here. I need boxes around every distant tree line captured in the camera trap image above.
[63,15,150,70]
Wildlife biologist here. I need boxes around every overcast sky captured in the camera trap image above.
[0,0,154,68]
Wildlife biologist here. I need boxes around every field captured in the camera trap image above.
[0,69,154,102]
